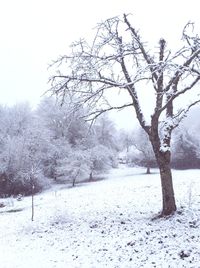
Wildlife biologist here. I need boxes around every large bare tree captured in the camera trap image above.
[49,14,200,216]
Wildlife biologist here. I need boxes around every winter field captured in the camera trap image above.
[1,166,200,268]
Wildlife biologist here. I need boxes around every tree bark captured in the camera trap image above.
[157,152,177,216]
[149,115,176,216]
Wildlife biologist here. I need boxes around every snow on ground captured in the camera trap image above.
[1,166,200,268]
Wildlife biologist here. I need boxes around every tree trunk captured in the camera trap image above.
[146,166,151,174]
[149,124,177,216]
[89,172,93,181]
[72,178,76,187]
[157,152,177,216]
[31,184,34,221]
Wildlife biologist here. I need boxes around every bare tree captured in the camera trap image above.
[49,14,200,216]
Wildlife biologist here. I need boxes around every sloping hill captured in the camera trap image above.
[0,167,200,268]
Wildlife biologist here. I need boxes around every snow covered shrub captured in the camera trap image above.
[0,167,49,197]
[16,168,49,196]
[88,145,115,180]
[56,150,90,186]
[171,128,200,169]
[55,144,114,185]
[0,106,50,196]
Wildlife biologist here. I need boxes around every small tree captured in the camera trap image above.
[128,128,156,174]
[88,145,113,180]
[56,150,90,186]
[49,15,200,216]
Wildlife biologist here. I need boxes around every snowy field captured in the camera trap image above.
[1,166,200,268]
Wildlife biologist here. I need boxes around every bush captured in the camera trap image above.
[0,170,49,197]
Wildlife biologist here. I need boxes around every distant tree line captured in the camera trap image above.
[0,97,199,198]
[0,98,118,197]
[120,109,200,171]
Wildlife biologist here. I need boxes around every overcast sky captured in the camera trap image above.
[0,0,200,128]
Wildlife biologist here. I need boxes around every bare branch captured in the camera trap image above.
[173,99,200,127]
[123,13,158,83]
[164,48,200,93]
[82,103,134,121]
[158,75,200,116]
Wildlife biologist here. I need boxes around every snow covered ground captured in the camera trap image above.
[1,166,200,268]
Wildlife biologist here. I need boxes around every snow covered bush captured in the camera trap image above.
[55,144,116,186]
[171,127,200,169]
[87,145,115,180]
[56,149,90,186]
[0,134,50,196]
[0,104,50,196]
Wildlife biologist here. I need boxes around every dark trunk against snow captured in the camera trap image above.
[72,178,76,187]
[149,118,177,216]
[156,151,176,216]
[146,166,151,174]
[89,172,93,181]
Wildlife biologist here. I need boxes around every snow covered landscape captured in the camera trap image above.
[1,166,200,268]
[1,1,200,268]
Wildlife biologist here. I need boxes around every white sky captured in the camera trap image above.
[0,0,200,128]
